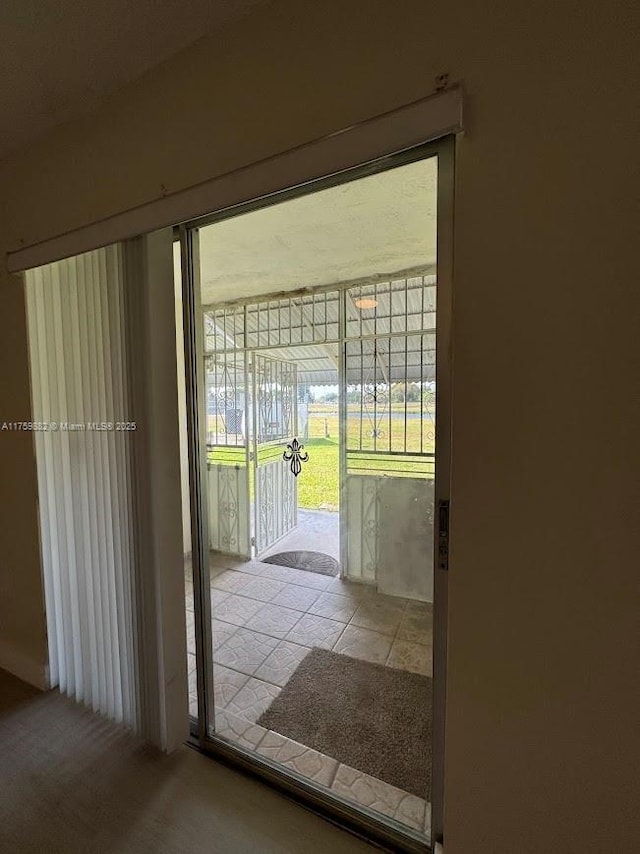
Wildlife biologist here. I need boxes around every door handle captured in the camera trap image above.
[437,499,449,571]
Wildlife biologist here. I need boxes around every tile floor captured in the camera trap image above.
[185,551,433,836]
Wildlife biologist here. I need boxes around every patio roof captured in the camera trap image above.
[204,275,436,384]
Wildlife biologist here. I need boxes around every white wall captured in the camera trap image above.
[0,1,638,850]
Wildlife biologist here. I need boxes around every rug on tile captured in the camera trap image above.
[257,647,431,799]
[261,551,340,576]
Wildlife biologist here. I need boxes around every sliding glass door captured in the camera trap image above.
[181,138,453,853]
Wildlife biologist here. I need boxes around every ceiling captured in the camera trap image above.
[199,156,437,385]
[198,156,438,305]
[0,0,267,161]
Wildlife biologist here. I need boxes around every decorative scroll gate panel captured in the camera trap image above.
[252,354,298,556]
[343,276,437,601]
[205,350,252,558]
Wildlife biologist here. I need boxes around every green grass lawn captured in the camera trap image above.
[297,409,435,509]
[307,411,435,455]
[296,438,339,511]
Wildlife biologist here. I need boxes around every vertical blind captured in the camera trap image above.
[25,245,138,727]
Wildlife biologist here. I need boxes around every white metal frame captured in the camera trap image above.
[431,136,454,847]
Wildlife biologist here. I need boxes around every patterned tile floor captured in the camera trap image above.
[185,552,433,836]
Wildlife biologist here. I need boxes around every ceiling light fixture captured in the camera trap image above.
[354,297,378,309]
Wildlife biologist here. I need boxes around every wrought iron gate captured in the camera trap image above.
[204,349,251,557]
[202,274,436,572]
[251,353,298,555]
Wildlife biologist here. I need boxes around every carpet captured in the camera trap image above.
[257,648,431,800]
[0,669,370,854]
[261,550,340,576]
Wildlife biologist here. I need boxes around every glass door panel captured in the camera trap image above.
[183,144,449,850]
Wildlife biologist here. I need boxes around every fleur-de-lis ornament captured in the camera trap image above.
[283,438,309,477]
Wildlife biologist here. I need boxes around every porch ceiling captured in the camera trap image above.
[199,157,437,305]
